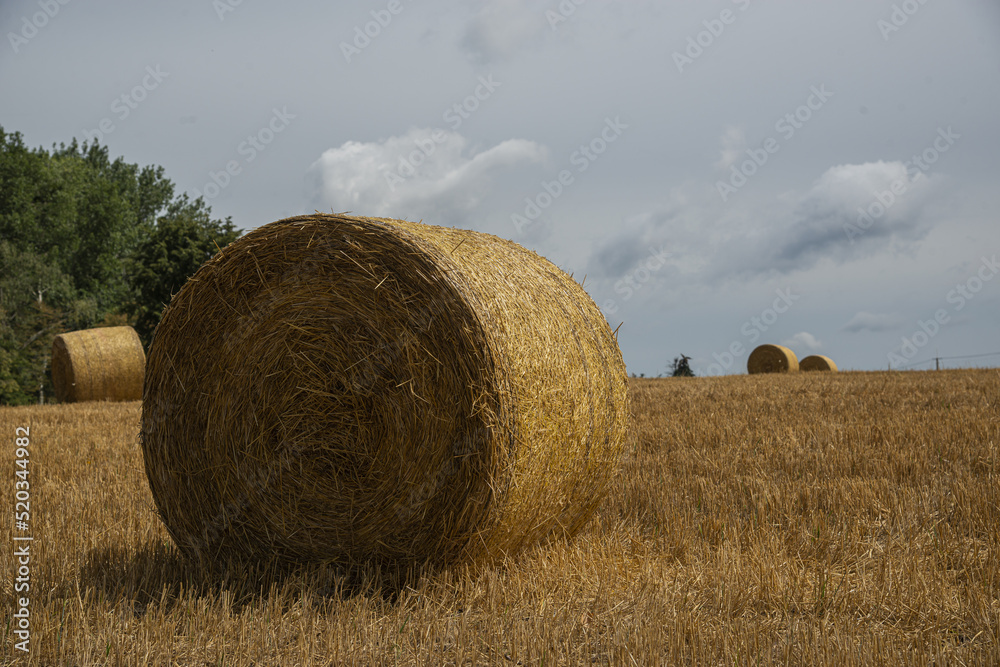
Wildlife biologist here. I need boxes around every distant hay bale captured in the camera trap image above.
[747,344,799,374]
[140,213,630,569]
[800,355,838,372]
[51,326,145,402]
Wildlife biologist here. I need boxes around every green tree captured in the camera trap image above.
[670,354,695,377]
[128,196,240,346]
[0,127,240,403]
[0,234,93,405]
[0,130,176,311]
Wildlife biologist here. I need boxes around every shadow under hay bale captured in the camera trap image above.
[51,326,145,402]
[70,542,393,615]
[747,344,799,374]
[141,213,630,571]
[800,354,838,372]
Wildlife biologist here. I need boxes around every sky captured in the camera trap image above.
[3,0,999,376]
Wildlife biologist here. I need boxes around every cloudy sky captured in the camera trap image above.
[3,0,999,375]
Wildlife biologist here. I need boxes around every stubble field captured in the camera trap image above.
[1,369,998,665]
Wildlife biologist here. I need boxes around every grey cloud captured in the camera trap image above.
[459,0,548,63]
[590,234,651,277]
[842,311,903,333]
[782,331,823,351]
[588,161,946,293]
[586,208,682,278]
[709,161,941,283]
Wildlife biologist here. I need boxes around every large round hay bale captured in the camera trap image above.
[141,213,629,569]
[800,354,837,372]
[51,326,145,402]
[747,344,799,374]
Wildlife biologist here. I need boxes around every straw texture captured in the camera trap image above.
[800,355,838,372]
[140,213,630,569]
[50,326,145,402]
[747,344,799,374]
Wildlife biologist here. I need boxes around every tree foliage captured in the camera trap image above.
[128,195,240,346]
[0,127,240,404]
[670,354,695,377]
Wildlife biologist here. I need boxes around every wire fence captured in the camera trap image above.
[892,351,1000,371]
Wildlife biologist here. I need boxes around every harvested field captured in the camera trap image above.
[1,369,998,665]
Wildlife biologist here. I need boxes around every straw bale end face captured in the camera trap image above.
[800,355,837,372]
[747,344,799,374]
[140,214,630,570]
[50,326,145,402]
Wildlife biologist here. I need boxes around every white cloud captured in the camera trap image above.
[309,128,547,224]
[783,331,823,351]
[587,159,943,290]
[842,310,902,333]
[802,161,926,213]
[742,160,939,268]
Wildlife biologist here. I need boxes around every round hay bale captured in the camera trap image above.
[800,354,837,372]
[140,213,630,569]
[51,326,145,402]
[747,344,799,374]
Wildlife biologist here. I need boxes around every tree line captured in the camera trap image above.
[0,127,241,405]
